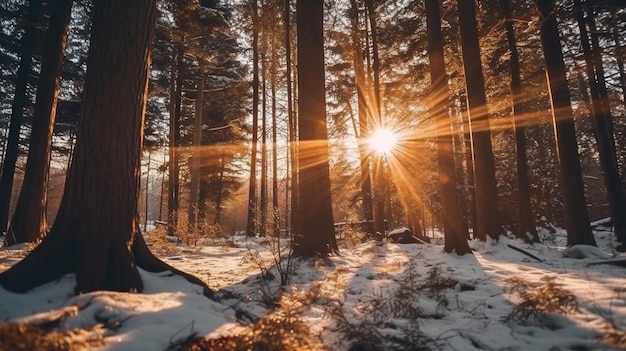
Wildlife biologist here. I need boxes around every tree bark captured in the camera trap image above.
[6,0,73,245]
[295,0,337,256]
[536,0,595,246]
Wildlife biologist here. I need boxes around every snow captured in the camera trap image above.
[1,225,625,350]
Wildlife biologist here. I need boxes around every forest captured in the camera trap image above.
[0,0,625,350]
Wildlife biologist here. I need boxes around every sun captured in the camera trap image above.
[368,128,398,154]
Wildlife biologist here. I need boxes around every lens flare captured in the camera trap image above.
[368,128,398,154]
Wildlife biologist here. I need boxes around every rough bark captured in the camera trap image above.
[295,0,337,256]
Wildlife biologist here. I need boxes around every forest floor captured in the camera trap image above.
[1,222,625,351]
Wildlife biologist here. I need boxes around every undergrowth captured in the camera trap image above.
[169,292,324,351]
[329,260,456,350]
[503,275,578,326]
[0,322,105,351]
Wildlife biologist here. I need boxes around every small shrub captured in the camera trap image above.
[172,300,324,351]
[503,276,578,325]
[0,322,104,351]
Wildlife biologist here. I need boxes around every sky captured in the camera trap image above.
[0,221,625,351]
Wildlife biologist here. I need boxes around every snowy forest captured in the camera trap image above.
[0,0,625,350]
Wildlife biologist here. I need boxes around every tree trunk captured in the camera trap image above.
[501,0,539,244]
[457,0,500,240]
[6,0,73,245]
[284,0,298,234]
[350,0,375,235]
[364,0,385,236]
[167,48,182,237]
[426,0,471,255]
[188,77,204,234]
[260,52,268,237]
[271,26,280,237]
[295,0,337,256]
[0,0,44,235]
[536,0,595,246]
[575,0,626,246]
[246,0,260,237]
[0,0,212,297]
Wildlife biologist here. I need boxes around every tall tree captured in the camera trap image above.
[246,0,260,237]
[5,0,74,245]
[0,0,44,235]
[349,0,374,235]
[456,0,500,240]
[364,0,385,235]
[295,0,337,256]
[536,0,595,246]
[187,76,204,233]
[284,0,298,233]
[426,0,471,254]
[0,0,211,295]
[500,0,539,243]
[575,0,626,248]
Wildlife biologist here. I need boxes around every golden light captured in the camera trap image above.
[368,128,398,154]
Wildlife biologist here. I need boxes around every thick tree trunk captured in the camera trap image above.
[426,0,471,255]
[536,0,595,246]
[0,0,43,235]
[6,0,73,245]
[457,0,500,240]
[501,0,539,244]
[0,0,212,297]
[295,0,337,256]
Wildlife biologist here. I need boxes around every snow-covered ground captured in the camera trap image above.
[1,223,625,350]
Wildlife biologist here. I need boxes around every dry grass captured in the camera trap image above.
[0,322,105,351]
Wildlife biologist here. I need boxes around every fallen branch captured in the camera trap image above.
[507,244,543,262]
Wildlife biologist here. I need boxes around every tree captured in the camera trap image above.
[349,0,374,235]
[295,0,337,256]
[536,0,595,246]
[500,0,539,243]
[0,0,44,236]
[0,0,211,295]
[456,0,500,240]
[574,0,626,248]
[246,0,260,237]
[5,0,74,245]
[425,0,471,255]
